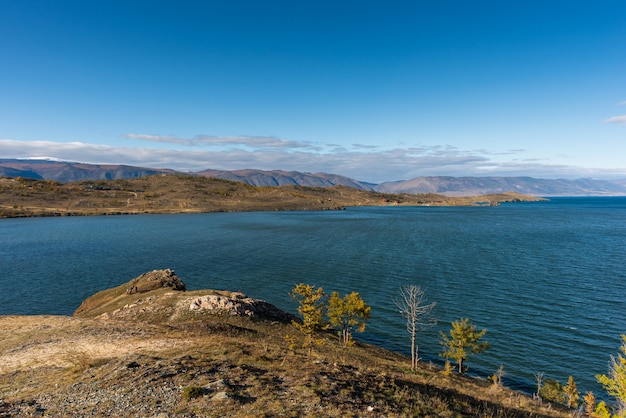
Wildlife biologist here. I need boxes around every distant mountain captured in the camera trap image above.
[196,169,374,190]
[375,176,626,196]
[0,159,176,182]
[0,165,43,179]
[0,160,373,190]
[1,159,625,196]
[611,178,626,189]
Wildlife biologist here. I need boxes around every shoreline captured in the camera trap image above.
[0,283,572,418]
[1,175,546,218]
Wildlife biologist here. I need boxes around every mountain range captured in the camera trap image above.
[1,158,625,196]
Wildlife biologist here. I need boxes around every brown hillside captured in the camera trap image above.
[0,174,544,218]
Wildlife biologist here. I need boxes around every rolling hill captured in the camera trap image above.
[1,159,625,196]
[374,176,626,196]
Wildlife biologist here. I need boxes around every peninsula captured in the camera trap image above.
[0,174,545,218]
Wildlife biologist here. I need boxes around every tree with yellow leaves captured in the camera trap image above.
[595,334,626,417]
[327,291,371,347]
[289,283,326,356]
[439,317,490,374]
[563,375,580,408]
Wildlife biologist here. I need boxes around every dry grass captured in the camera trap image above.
[0,307,573,417]
[0,274,570,417]
[0,175,543,218]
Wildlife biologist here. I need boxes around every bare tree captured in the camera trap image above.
[534,372,544,401]
[492,364,506,387]
[394,285,436,371]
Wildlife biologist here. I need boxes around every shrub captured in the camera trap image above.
[182,386,204,400]
[539,378,565,404]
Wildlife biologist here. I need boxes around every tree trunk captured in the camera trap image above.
[411,333,416,371]
[342,328,349,347]
[458,358,464,374]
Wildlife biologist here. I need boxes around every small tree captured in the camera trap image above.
[539,378,566,405]
[584,391,614,418]
[442,360,454,376]
[595,401,613,418]
[584,392,598,417]
[327,291,371,347]
[439,317,490,374]
[394,285,436,371]
[534,372,544,401]
[563,375,580,408]
[489,365,506,388]
[290,283,326,356]
[596,334,626,417]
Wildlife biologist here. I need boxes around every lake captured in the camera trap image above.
[1,197,625,398]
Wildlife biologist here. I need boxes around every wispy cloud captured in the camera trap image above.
[1,138,624,182]
[604,115,626,124]
[125,134,317,149]
[351,143,380,150]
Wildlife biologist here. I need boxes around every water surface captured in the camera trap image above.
[2,197,625,397]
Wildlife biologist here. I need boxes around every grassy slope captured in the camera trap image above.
[0,175,544,218]
[0,283,571,417]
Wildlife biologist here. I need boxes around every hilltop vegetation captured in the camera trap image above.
[0,174,543,218]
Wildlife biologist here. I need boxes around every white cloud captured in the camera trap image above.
[1,138,624,183]
[351,143,380,150]
[125,133,317,149]
[604,115,626,124]
[125,134,189,145]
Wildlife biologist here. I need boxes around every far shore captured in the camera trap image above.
[0,175,546,219]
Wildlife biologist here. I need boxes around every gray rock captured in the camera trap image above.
[210,391,231,401]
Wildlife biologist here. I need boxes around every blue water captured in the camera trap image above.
[1,197,625,398]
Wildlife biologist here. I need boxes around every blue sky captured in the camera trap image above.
[1,1,625,183]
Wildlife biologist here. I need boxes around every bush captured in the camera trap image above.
[539,379,565,404]
[182,385,205,400]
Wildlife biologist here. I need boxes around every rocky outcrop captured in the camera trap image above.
[75,269,296,324]
[190,293,297,323]
[74,269,186,317]
[128,269,186,294]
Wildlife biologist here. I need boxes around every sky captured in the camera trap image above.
[1,1,625,183]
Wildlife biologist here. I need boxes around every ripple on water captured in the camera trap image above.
[1,199,625,399]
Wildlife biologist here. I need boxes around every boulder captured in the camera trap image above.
[128,269,186,294]
[190,294,297,323]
